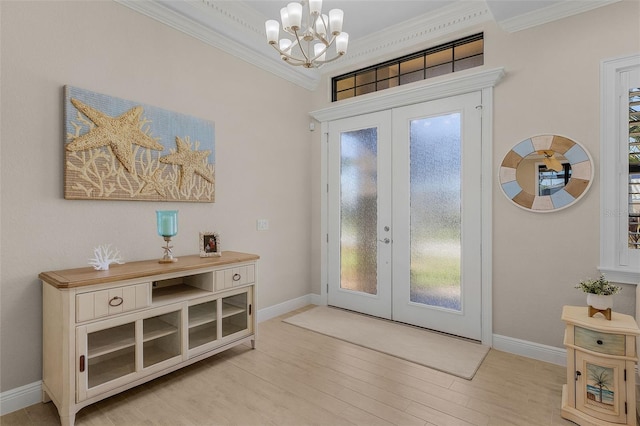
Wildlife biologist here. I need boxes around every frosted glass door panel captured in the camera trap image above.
[392,92,482,340]
[340,128,378,295]
[409,113,461,311]
[328,110,392,319]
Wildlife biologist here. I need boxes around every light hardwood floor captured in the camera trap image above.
[2,307,575,426]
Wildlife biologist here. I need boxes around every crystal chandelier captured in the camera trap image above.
[265,0,349,68]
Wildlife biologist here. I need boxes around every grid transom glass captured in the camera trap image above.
[332,33,483,102]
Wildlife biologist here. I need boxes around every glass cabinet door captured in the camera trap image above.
[143,310,181,368]
[188,300,218,351]
[77,316,137,401]
[221,289,252,340]
[85,322,135,389]
[77,307,183,401]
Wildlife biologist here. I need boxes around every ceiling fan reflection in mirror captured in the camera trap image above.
[538,150,563,172]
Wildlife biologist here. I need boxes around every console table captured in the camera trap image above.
[40,251,259,426]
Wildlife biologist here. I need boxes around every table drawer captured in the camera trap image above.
[215,265,255,291]
[76,283,150,322]
[574,326,625,356]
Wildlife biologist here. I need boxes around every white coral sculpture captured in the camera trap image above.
[89,244,125,270]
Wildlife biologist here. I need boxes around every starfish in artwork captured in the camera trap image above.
[66,98,164,174]
[159,136,214,190]
[140,169,169,197]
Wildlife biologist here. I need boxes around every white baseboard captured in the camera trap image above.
[256,293,320,323]
[0,381,43,416]
[1,295,563,416]
[493,333,566,367]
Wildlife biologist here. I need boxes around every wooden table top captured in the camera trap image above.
[39,251,259,289]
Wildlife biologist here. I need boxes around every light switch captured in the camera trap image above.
[257,219,269,231]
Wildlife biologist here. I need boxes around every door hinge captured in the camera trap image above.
[79,355,85,373]
[624,369,627,381]
[625,401,627,414]
[326,283,329,293]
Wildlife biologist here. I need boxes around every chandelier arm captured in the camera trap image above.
[292,29,311,64]
[268,44,310,66]
[310,30,333,47]
[310,52,345,67]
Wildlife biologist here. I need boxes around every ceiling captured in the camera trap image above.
[116,0,619,90]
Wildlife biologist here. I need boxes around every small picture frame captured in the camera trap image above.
[199,232,221,257]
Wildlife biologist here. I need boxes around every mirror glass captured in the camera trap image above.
[500,135,593,212]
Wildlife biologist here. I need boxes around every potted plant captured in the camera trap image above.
[575,274,621,310]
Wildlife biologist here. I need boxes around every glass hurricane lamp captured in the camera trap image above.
[156,210,178,263]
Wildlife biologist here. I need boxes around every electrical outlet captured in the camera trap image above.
[257,219,269,231]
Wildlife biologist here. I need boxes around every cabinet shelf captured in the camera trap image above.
[152,284,211,305]
[189,322,217,349]
[143,317,178,343]
[88,350,135,389]
[222,302,245,319]
[222,323,245,336]
[189,303,216,328]
[87,325,135,359]
[143,346,179,367]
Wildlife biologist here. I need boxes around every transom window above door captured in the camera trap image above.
[332,33,483,102]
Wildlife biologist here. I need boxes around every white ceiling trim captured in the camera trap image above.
[114,0,321,89]
[319,1,492,76]
[115,0,492,90]
[115,0,619,90]
[496,0,621,33]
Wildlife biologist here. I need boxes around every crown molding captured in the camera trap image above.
[320,1,492,76]
[114,0,322,90]
[115,0,615,89]
[115,0,493,91]
[496,0,621,33]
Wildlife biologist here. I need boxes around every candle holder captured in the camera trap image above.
[156,210,178,263]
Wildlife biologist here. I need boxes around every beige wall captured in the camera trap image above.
[309,1,639,347]
[1,0,639,397]
[0,1,313,392]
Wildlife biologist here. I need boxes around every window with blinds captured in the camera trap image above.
[629,87,640,249]
[332,33,483,102]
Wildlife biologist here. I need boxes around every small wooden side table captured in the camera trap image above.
[561,306,640,425]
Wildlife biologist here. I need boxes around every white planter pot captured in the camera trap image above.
[587,294,614,310]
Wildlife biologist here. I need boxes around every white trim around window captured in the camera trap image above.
[600,54,640,284]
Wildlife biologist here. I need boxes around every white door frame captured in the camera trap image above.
[391,93,483,340]
[310,67,505,347]
[326,110,393,319]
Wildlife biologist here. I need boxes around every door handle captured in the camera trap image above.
[378,238,390,244]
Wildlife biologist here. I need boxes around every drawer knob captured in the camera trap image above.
[233,273,241,282]
[596,339,603,345]
[109,296,124,307]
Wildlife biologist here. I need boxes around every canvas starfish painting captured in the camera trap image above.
[64,86,215,202]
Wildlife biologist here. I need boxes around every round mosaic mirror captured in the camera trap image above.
[499,135,593,212]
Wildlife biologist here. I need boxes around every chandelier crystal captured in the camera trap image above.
[265,0,349,68]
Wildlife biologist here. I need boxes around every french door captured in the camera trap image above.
[327,92,482,340]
